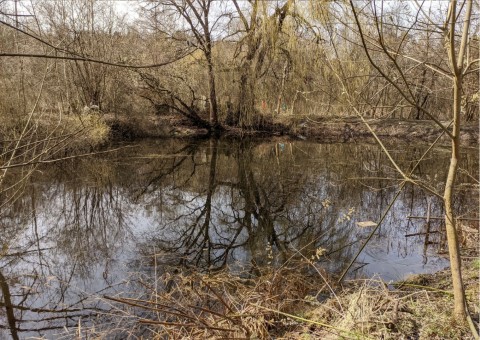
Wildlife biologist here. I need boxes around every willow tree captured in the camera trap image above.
[230,0,294,127]
[346,0,476,320]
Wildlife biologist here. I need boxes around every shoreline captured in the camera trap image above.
[104,114,479,145]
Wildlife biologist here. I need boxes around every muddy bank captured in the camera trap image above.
[104,114,479,145]
[297,117,479,145]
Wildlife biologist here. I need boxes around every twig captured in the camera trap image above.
[405,231,440,237]
[137,319,236,333]
[408,216,479,221]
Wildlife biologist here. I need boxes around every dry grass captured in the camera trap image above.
[78,255,479,340]
[0,111,109,153]
[105,262,326,339]
[61,256,334,339]
[294,261,479,340]
[34,112,110,150]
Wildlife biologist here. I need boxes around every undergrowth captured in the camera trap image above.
[69,254,480,340]
[0,111,110,158]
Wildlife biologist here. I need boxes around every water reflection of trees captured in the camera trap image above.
[136,142,388,272]
[133,139,478,278]
[0,138,477,337]
[0,159,132,338]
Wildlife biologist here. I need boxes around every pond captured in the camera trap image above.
[0,138,478,338]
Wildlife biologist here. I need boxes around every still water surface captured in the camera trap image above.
[0,138,478,338]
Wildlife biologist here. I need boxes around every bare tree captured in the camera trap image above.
[143,0,225,130]
[343,0,476,320]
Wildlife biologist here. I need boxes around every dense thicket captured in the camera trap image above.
[1,0,478,132]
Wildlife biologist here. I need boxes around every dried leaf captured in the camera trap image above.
[356,221,377,228]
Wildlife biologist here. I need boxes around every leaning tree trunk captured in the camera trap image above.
[443,0,472,320]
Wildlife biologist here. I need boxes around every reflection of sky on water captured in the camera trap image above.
[352,191,452,281]
[0,139,477,338]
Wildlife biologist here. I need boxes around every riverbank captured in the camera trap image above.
[104,113,479,145]
[0,113,110,174]
[99,257,479,339]
[288,260,479,339]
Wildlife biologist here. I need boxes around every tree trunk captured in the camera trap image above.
[443,0,473,320]
[444,76,466,319]
[236,64,256,127]
[275,60,289,116]
[206,55,219,129]
[203,7,219,130]
[0,271,19,340]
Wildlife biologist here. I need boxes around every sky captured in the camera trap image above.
[4,0,140,23]
[112,0,140,22]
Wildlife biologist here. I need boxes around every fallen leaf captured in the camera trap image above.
[357,221,377,228]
